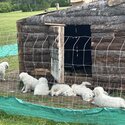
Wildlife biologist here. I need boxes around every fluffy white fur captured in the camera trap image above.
[0,62,9,80]
[84,0,93,3]
[50,84,76,96]
[92,86,125,108]
[34,77,49,95]
[19,72,38,93]
[72,82,94,101]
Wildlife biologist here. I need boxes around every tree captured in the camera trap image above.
[0,2,12,13]
[51,0,70,7]
[0,0,70,12]
[16,0,51,12]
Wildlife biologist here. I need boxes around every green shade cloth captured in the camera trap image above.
[0,96,125,125]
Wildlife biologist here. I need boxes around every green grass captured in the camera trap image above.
[0,11,42,45]
[0,7,68,33]
[0,11,43,45]
[0,7,68,45]
[0,11,42,33]
[0,111,73,125]
[0,111,96,125]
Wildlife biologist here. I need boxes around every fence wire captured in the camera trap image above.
[0,32,125,110]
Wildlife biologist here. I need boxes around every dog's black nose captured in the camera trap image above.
[93,94,95,98]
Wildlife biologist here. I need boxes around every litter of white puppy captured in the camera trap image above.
[18,71,125,109]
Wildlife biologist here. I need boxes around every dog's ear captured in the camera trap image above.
[104,91,108,95]
[5,64,9,69]
[93,89,100,97]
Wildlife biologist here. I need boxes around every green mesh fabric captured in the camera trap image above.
[0,96,125,125]
[0,44,17,57]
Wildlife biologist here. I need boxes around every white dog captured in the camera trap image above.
[19,72,38,93]
[50,83,76,96]
[34,77,49,95]
[72,82,94,102]
[92,86,125,108]
[0,62,9,81]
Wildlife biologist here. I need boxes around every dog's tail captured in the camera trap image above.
[81,82,91,86]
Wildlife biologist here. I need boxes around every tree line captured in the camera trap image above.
[0,0,70,13]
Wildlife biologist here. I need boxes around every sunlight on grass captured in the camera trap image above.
[0,7,68,45]
[0,111,94,125]
[0,7,68,34]
[0,11,43,33]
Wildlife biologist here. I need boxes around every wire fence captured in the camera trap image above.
[0,32,125,110]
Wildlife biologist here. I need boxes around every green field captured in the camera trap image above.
[0,11,41,33]
[0,7,67,34]
[0,111,82,125]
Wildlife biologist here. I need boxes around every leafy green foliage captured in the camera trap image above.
[0,2,12,13]
[0,0,70,12]
[51,0,70,7]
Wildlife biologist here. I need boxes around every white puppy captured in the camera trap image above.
[92,86,125,108]
[34,77,49,95]
[72,82,94,102]
[19,72,38,93]
[50,84,76,96]
[0,62,9,80]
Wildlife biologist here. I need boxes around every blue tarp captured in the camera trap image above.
[0,44,18,57]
